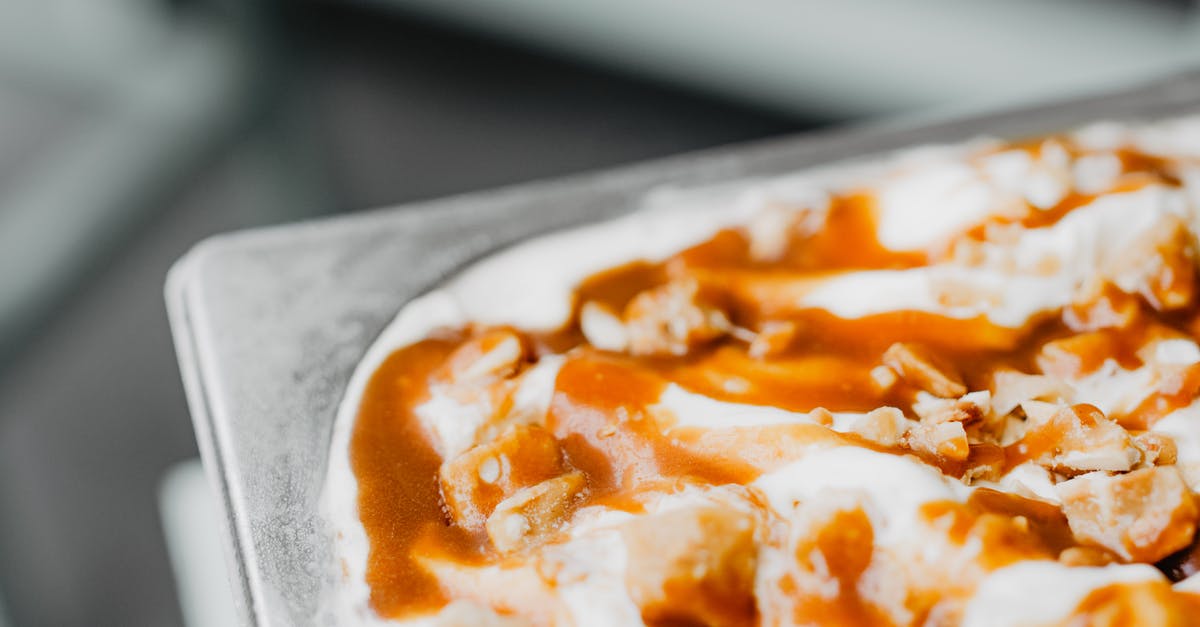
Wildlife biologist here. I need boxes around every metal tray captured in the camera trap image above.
[166,71,1200,626]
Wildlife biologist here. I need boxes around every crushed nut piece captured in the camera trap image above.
[748,321,797,359]
[883,342,967,398]
[989,369,1072,417]
[624,279,731,356]
[579,301,629,352]
[446,330,527,383]
[1056,466,1199,562]
[869,365,899,392]
[962,444,1006,484]
[845,407,909,447]
[809,407,835,427]
[1036,333,1115,380]
[906,420,970,462]
[1017,403,1139,474]
[912,391,989,425]
[486,473,586,554]
[1134,432,1179,467]
[441,426,565,530]
[1057,546,1118,567]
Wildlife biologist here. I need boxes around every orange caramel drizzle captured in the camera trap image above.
[348,138,1200,621]
[349,334,489,616]
[1067,580,1200,625]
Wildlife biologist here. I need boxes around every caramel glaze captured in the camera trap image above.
[350,334,490,616]
[548,352,759,506]
[348,144,1200,621]
[1069,580,1200,625]
[782,508,892,625]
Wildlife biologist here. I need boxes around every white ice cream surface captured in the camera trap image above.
[806,185,1184,326]
[753,447,968,547]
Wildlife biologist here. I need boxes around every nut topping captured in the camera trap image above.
[905,420,970,462]
[1055,466,1199,562]
[486,472,586,554]
[440,425,565,530]
[1134,431,1179,467]
[446,329,527,383]
[845,407,909,447]
[883,342,968,398]
[624,278,731,357]
[989,369,1072,417]
[579,301,630,352]
[748,321,797,359]
[1016,402,1139,474]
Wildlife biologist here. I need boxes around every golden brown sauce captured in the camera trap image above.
[349,336,490,616]
[963,488,1076,559]
[348,135,1200,623]
[1158,534,1200,583]
[1069,581,1200,626]
[548,352,758,497]
[784,508,894,626]
[776,192,927,271]
[1127,362,1200,430]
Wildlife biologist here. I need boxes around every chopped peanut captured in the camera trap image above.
[621,505,758,627]
[846,407,909,447]
[883,342,967,398]
[962,443,1006,484]
[624,278,731,356]
[748,321,797,359]
[486,473,586,554]
[445,329,527,383]
[1036,333,1115,380]
[1134,431,1179,467]
[906,420,970,462]
[869,365,899,392]
[912,391,989,425]
[1018,403,1139,475]
[809,407,835,427]
[579,301,629,352]
[989,369,1072,417]
[1057,546,1118,567]
[440,425,566,530]
[1056,466,1199,562]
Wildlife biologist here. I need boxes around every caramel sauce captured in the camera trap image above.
[963,488,1076,557]
[1158,533,1200,583]
[785,508,894,626]
[347,135,1200,623]
[548,352,758,497]
[349,337,490,616]
[777,192,926,271]
[1126,362,1200,430]
[1069,580,1200,626]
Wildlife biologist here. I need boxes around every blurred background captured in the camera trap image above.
[0,1,1199,625]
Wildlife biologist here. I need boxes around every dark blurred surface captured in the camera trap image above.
[295,5,819,208]
[0,4,818,626]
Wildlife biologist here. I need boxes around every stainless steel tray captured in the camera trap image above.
[166,71,1200,626]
